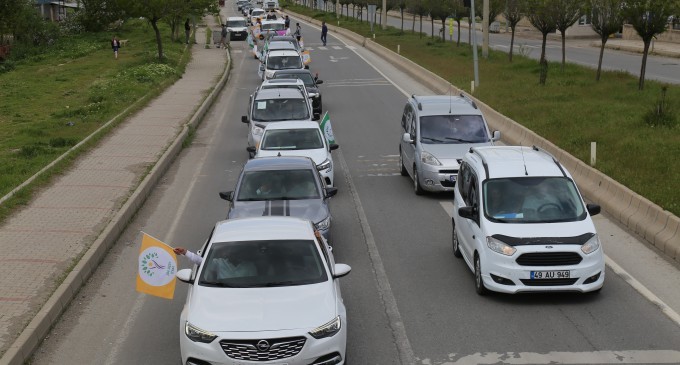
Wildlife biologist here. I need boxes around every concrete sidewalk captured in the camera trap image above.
[0,11,230,365]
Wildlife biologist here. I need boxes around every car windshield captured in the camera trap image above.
[198,240,328,288]
[483,177,587,223]
[227,20,247,27]
[261,128,323,150]
[237,169,320,201]
[252,98,310,121]
[252,10,265,16]
[274,73,314,86]
[419,115,489,144]
[267,55,302,70]
[262,23,285,30]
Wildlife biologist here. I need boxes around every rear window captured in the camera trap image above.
[267,55,303,70]
[227,20,247,27]
[261,128,324,150]
[252,98,310,121]
[237,169,321,201]
[419,115,489,144]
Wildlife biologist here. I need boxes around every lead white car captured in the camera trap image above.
[177,216,350,365]
[249,121,338,186]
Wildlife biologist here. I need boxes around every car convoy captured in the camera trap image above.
[176,3,606,364]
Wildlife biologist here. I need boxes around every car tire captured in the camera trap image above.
[474,254,488,296]
[399,149,408,176]
[452,224,462,258]
[413,166,424,195]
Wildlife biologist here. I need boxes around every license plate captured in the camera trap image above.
[530,270,570,279]
[449,175,456,182]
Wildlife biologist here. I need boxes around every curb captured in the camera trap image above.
[283,9,680,264]
[0,49,232,365]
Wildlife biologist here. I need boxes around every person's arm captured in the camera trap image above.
[185,251,203,266]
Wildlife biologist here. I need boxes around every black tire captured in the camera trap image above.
[474,254,488,295]
[452,223,462,258]
[399,149,408,176]
[413,166,424,195]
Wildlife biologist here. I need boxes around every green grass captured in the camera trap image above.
[0,18,192,222]
[285,2,680,216]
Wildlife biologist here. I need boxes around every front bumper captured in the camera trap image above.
[417,162,458,192]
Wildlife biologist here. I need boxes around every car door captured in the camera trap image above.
[455,163,473,261]
[462,172,484,261]
[401,104,416,176]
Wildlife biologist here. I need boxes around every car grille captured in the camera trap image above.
[220,337,306,361]
[516,252,582,266]
[441,180,456,187]
[439,169,458,174]
[520,278,579,286]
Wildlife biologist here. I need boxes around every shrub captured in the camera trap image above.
[644,86,677,128]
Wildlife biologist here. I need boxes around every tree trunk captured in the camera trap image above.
[509,26,515,62]
[400,9,404,33]
[596,36,607,81]
[539,33,548,85]
[411,12,415,33]
[561,31,566,70]
[457,21,461,46]
[151,19,164,61]
[419,15,423,38]
[639,40,650,90]
[430,17,434,38]
[441,19,446,41]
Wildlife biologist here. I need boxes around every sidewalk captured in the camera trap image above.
[0,11,229,365]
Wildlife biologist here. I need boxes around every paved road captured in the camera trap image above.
[31,7,680,365]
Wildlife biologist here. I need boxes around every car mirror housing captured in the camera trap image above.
[492,130,501,142]
[329,143,339,151]
[176,269,193,284]
[586,203,601,217]
[458,206,477,220]
[219,191,234,202]
[313,112,321,121]
[333,263,351,279]
[315,79,323,85]
[402,132,414,144]
[241,115,249,124]
[246,146,256,153]
[324,187,338,198]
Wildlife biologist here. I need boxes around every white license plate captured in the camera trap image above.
[449,175,456,182]
[530,270,570,279]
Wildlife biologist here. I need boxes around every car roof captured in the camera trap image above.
[411,95,482,117]
[254,88,305,100]
[267,50,301,57]
[264,121,321,130]
[227,17,246,21]
[267,42,296,50]
[270,36,297,42]
[251,8,265,12]
[273,69,311,76]
[262,19,285,24]
[262,78,305,86]
[212,217,315,243]
[469,146,567,179]
[244,156,316,171]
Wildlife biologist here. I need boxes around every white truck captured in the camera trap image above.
[264,0,279,10]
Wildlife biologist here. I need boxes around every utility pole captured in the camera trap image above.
[381,0,387,30]
[471,0,479,87]
[482,0,489,58]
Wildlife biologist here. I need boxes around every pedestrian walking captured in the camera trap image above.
[321,21,328,46]
[284,15,290,30]
[220,23,229,49]
[184,18,191,44]
[111,36,121,59]
[294,23,302,42]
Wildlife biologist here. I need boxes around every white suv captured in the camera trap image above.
[451,146,605,295]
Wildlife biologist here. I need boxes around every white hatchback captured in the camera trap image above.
[177,217,350,365]
[249,121,338,186]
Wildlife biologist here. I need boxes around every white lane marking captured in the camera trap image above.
[438,350,680,365]
[337,150,416,365]
[306,47,314,51]
[346,45,356,50]
[326,83,392,88]
[232,49,243,53]
[317,46,328,50]
[332,45,342,50]
[439,202,680,329]
[366,173,401,177]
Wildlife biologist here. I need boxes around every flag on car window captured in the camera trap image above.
[136,232,177,299]
[320,111,335,145]
[302,50,311,65]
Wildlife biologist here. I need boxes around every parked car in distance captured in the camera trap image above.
[249,121,338,186]
[219,156,337,240]
[226,16,249,40]
[272,69,324,115]
[177,216,350,365]
[451,146,604,295]
[399,94,500,195]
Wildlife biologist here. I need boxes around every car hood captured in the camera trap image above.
[188,283,337,332]
[227,26,248,31]
[422,142,492,162]
[229,200,328,224]
[256,149,328,165]
[485,219,597,245]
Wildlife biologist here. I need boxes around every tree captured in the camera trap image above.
[429,0,454,41]
[526,0,558,85]
[588,0,624,80]
[474,0,504,25]
[408,0,428,37]
[622,0,676,90]
[395,0,408,32]
[451,0,467,46]
[78,0,125,32]
[118,0,172,61]
[553,0,584,70]
[503,0,524,61]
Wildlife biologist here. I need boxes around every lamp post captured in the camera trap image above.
[471,0,479,87]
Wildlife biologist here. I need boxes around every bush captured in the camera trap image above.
[644,86,677,128]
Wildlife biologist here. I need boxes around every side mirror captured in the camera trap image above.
[241,115,249,124]
[324,187,338,198]
[313,112,321,121]
[176,269,193,284]
[333,263,351,279]
[458,206,477,220]
[329,143,339,151]
[246,146,256,154]
[402,132,414,144]
[304,65,310,69]
[492,130,501,142]
[219,191,234,202]
[587,203,601,217]
[315,79,323,85]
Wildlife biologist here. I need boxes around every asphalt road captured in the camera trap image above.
[31,9,680,365]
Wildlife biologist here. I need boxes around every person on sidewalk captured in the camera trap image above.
[111,36,121,59]
[185,18,191,44]
[294,23,302,42]
[321,21,328,46]
[220,24,229,49]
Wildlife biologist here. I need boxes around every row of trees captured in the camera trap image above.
[0,0,218,62]
[302,0,679,90]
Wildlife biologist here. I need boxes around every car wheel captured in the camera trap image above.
[413,166,424,195]
[474,254,488,295]
[452,224,462,258]
[399,149,408,176]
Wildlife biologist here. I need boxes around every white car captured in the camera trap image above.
[452,146,605,295]
[225,16,249,40]
[259,49,306,80]
[250,8,266,25]
[177,216,350,365]
[249,121,338,186]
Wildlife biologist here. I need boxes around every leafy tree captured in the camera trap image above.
[474,0,504,25]
[429,0,454,41]
[622,0,676,90]
[553,0,584,70]
[117,0,172,61]
[395,0,408,32]
[78,0,125,32]
[526,0,557,85]
[503,0,524,61]
[587,0,624,80]
[451,0,467,46]
[409,0,428,37]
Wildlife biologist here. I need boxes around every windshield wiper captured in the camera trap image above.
[421,137,445,143]
[199,281,237,287]
[264,281,296,287]
[444,137,477,143]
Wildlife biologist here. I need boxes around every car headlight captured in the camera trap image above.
[185,322,217,343]
[315,216,331,231]
[420,151,442,166]
[581,234,600,255]
[317,159,331,171]
[252,126,264,136]
[309,316,341,339]
[486,236,516,256]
